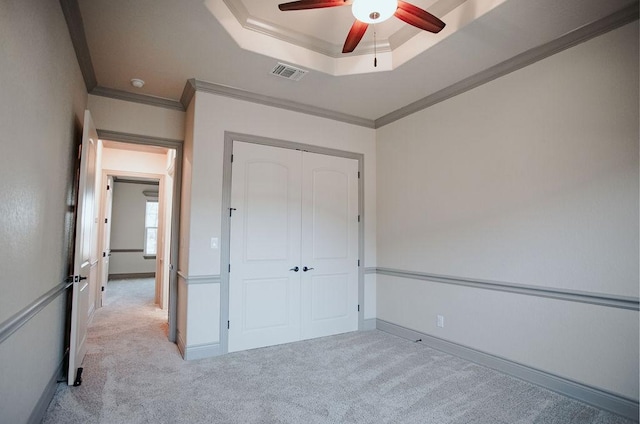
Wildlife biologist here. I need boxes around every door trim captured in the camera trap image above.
[96,129,183,343]
[99,170,165,309]
[221,131,365,355]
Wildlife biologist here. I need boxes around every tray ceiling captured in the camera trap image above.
[75,0,638,121]
[208,0,507,75]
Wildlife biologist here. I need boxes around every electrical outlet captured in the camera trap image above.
[437,315,444,328]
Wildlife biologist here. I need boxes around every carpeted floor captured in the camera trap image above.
[43,278,634,424]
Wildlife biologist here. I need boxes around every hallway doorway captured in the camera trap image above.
[94,135,182,343]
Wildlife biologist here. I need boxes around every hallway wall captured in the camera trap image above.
[88,95,185,141]
[0,0,87,422]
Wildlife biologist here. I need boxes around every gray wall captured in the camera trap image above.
[109,181,158,276]
[376,21,639,400]
[0,0,87,422]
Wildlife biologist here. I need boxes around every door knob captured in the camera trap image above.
[289,266,299,272]
[302,266,314,272]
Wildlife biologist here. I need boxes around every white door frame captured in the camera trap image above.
[220,131,365,354]
[98,170,166,306]
[95,130,183,343]
[96,175,114,308]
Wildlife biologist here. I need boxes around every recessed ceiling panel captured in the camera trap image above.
[210,0,506,75]
[77,0,637,121]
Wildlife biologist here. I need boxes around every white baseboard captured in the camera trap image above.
[376,319,639,421]
[177,330,222,360]
[183,343,222,361]
[362,318,376,331]
[108,272,155,280]
[176,330,187,358]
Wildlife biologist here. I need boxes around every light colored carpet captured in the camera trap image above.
[43,278,634,424]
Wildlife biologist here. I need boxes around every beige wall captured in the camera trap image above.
[376,21,639,399]
[187,93,377,275]
[101,147,170,173]
[177,91,377,352]
[88,95,185,141]
[5,2,630,418]
[0,0,87,422]
[109,181,158,275]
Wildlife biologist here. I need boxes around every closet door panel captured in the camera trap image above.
[228,142,302,352]
[301,152,359,340]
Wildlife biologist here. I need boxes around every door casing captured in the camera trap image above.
[95,130,183,343]
[221,131,365,355]
[98,170,166,308]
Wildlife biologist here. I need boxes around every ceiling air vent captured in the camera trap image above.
[270,62,308,81]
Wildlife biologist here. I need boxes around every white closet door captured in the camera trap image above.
[301,152,359,339]
[228,142,302,352]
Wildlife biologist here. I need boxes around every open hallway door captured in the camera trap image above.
[99,175,113,307]
[68,110,98,386]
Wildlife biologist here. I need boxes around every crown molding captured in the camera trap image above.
[375,2,640,128]
[59,0,97,91]
[180,79,197,109]
[182,79,376,128]
[222,0,350,57]
[90,86,185,111]
[96,129,183,148]
[61,0,637,130]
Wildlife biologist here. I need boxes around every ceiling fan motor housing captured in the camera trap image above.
[352,0,398,23]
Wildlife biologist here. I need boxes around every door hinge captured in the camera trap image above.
[357,260,360,266]
[357,304,360,312]
[227,321,230,329]
[101,286,105,292]
[231,154,234,163]
[357,215,360,223]
[228,264,231,273]
[357,171,360,179]
[106,184,110,190]
[104,218,108,224]
[102,252,106,257]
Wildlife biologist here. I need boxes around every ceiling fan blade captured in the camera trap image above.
[278,0,351,11]
[394,1,445,33]
[342,20,369,53]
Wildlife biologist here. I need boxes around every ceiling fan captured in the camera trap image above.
[278,0,446,54]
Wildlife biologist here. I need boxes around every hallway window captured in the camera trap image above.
[144,200,159,256]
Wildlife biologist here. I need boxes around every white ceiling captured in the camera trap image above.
[209,0,480,73]
[77,0,637,121]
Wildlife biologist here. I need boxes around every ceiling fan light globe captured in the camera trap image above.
[352,0,398,24]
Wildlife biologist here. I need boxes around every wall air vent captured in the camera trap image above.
[270,62,308,81]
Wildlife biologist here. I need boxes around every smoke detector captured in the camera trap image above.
[130,78,145,88]
[270,63,308,81]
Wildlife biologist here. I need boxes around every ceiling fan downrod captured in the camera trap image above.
[373,25,378,67]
